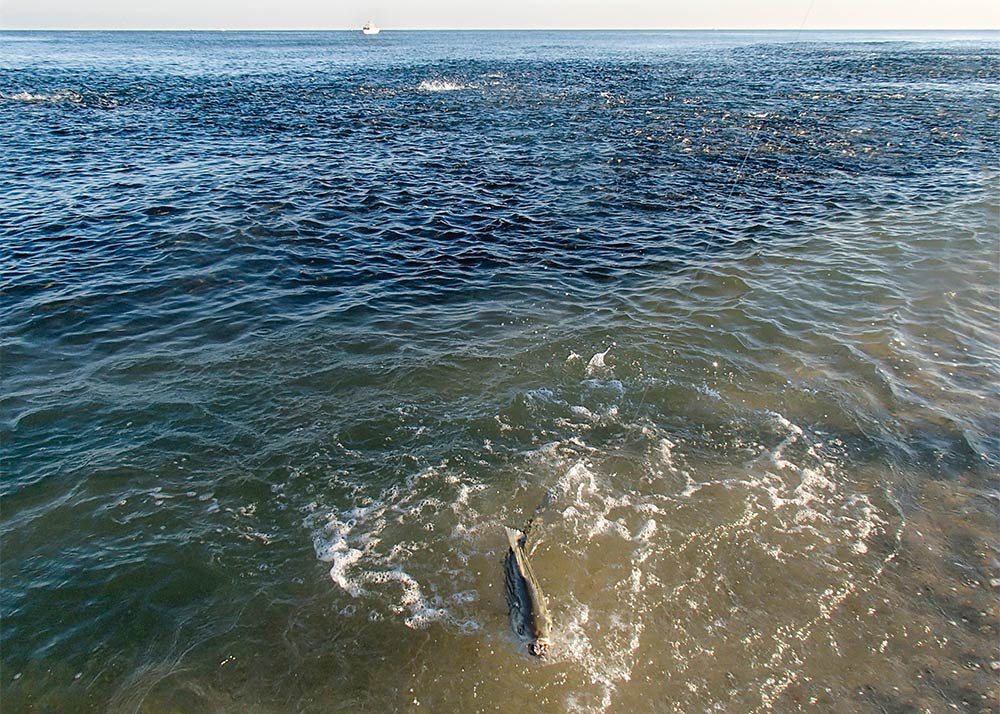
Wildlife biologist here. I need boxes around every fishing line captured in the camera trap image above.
[718,0,817,216]
[632,0,817,419]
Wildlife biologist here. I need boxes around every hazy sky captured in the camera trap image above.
[2,0,998,30]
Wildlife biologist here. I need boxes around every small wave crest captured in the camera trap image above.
[3,89,121,109]
[417,79,467,92]
[4,90,84,103]
[585,346,612,376]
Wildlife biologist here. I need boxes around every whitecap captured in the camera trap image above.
[418,80,466,92]
[5,90,82,103]
[585,346,612,375]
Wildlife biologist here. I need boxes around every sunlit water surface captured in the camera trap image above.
[2,30,999,714]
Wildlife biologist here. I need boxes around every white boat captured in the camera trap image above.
[362,21,380,35]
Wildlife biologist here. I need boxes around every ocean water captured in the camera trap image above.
[2,29,998,713]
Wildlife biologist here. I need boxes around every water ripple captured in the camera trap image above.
[2,29,998,714]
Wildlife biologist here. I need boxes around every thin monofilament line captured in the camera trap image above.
[720,120,765,209]
[716,0,817,216]
[635,1,816,420]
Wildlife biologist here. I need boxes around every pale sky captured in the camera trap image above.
[1,0,998,31]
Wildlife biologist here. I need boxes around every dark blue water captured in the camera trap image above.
[2,30,999,714]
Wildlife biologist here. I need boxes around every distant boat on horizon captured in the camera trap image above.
[362,21,380,35]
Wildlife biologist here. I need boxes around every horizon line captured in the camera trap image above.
[2,26,998,32]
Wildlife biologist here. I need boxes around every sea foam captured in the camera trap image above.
[5,90,83,103]
[418,80,466,92]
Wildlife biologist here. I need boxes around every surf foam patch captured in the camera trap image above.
[418,80,467,92]
[310,466,486,631]
[515,410,897,713]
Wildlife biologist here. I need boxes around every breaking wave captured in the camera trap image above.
[4,90,84,103]
[418,79,467,92]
